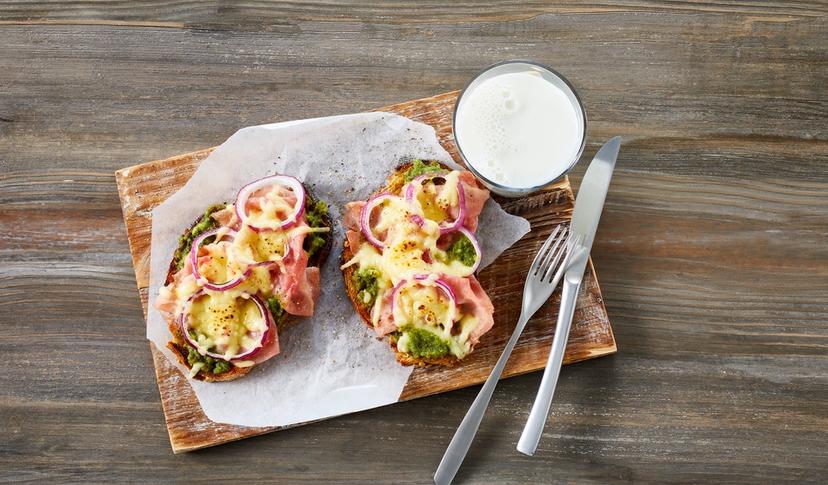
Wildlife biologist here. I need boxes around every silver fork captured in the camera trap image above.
[434,225,584,485]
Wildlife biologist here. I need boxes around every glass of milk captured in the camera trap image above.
[453,61,587,197]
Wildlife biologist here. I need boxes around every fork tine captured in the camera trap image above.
[530,225,566,275]
[537,229,570,279]
[539,235,571,281]
[542,234,584,283]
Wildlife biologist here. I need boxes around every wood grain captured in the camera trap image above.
[1,1,826,483]
[115,91,615,452]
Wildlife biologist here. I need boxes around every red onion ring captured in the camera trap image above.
[404,174,466,234]
[181,292,273,362]
[456,227,483,274]
[190,228,250,291]
[359,193,399,249]
[235,175,306,232]
[390,275,457,330]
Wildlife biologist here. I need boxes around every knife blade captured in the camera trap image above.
[516,136,621,456]
[565,135,620,280]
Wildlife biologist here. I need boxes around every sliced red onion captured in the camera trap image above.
[190,228,249,291]
[235,175,306,232]
[181,292,273,362]
[404,173,466,234]
[359,193,398,249]
[390,275,457,330]
[456,227,482,274]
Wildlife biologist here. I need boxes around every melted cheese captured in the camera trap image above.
[232,264,274,296]
[188,292,267,360]
[197,241,247,284]
[412,170,462,224]
[392,281,456,330]
[189,362,205,378]
[232,225,289,264]
[245,185,299,229]
[372,196,418,237]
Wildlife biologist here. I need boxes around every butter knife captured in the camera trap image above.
[517,136,621,456]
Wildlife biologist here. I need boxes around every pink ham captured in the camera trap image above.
[457,171,489,232]
[344,201,365,250]
[155,256,195,316]
[211,205,239,230]
[372,290,396,337]
[155,289,177,317]
[441,274,495,346]
[246,185,298,219]
[270,232,319,316]
[250,317,280,363]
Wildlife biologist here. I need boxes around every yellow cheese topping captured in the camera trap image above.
[188,293,268,360]
[412,170,461,223]
[391,278,456,328]
[244,185,299,230]
[232,225,289,263]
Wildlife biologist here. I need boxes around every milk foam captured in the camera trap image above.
[455,71,583,188]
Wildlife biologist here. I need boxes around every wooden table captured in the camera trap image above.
[1,2,826,483]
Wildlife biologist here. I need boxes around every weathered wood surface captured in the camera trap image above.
[115,91,615,452]
[1,1,827,483]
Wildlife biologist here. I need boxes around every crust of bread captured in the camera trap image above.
[341,160,466,367]
[164,191,332,382]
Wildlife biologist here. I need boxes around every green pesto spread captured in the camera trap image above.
[265,296,285,322]
[303,196,329,259]
[435,233,477,267]
[173,204,225,271]
[398,325,450,359]
[403,159,446,183]
[353,266,381,306]
[186,342,232,375]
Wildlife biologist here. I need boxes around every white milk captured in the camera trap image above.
[454,71,584,189]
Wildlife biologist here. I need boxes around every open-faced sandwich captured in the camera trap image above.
[156,175,331,381]
[341,160,495,366]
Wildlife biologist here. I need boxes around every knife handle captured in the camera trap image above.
[517,277,581,456]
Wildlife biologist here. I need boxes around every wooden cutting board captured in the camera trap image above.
[115,91,616,453]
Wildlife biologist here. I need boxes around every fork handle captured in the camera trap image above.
[517,278,581,456]
[434,314,530,485]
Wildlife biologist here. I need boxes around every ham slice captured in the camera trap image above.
[155,288,177,317]
[271,232,319,316]
[246,185,298,219]
[250,318,280,363]
[458,171,489,232]
[155,257,195,317]
[441,274,495,346]
[344,201,365,250]
[211,205,239,230]
[372,290,396,337]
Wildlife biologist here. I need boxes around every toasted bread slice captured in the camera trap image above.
[341,160,463,367]
[164,192,332,382]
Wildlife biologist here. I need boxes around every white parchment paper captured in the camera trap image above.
[147,112,530,427]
